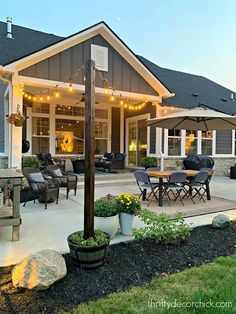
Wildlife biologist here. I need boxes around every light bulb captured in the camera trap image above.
[120,100,124,105]
[111,95,115,101]
[69,83,73,92]
[40,96,43,101]
[55,91,59,98]
[33,97,36,101]
[47,95,51,101]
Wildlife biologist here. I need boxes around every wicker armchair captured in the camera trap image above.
[46,165,78,199]
[22,167,60,209]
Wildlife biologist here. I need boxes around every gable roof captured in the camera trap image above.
[138,56,236,115]
[0,20,235,113]
[0,21,63,66]
[0,21,171,98]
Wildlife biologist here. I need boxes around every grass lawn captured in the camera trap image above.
[64,255,236,314]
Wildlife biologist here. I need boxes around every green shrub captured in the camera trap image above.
[132,209,191,245]
[68,230,109,247]
[22,156,43,169]
[94,195,118,217]
[140,156,158,168]
[116,193,141,215]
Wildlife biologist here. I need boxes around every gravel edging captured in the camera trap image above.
[1,225,236,314]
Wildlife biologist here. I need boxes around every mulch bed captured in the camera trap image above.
[1,225,236,314]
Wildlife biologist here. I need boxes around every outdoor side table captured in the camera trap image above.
[0,169,23,241]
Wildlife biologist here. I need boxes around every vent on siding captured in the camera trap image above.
[91,44,108,72]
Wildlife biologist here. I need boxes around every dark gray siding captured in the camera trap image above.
[111,107,120,153]
[216,130,232,154]
[0,81,7,153]
[19,35,158,96]
[125,103,156,154]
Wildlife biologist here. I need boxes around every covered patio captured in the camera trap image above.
[1,173,236,266]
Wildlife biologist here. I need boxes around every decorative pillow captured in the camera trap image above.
[29,172,45,182]
[28,172,45,190]
[53,168,63,176]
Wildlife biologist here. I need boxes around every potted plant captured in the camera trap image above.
[140,156,158,169]
[116,193,141,236]
[6,105,26,127]
[94,195,119,239]
[22,156,43,169]
[67,230,110,269]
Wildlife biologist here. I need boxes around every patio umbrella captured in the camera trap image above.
[146,106,236,131]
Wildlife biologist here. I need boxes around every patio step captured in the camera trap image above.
[77,172,136,187]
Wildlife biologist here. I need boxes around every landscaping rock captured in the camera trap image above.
[212,214,230,229]
[12,249,67,290]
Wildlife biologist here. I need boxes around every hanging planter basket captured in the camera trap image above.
[6,104,26,127]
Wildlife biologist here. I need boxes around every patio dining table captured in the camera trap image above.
[147,169,211,207]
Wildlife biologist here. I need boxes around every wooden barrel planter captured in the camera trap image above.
[67,233,110,269]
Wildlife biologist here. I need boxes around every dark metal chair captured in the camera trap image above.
[46,165,77,199]
[184,170,209,204]
[146,166,161,171]
[22,167,60,209]
[200,167,214,182]
[163,171,187,205]
[134,170,159,206]
[164,166,177,171]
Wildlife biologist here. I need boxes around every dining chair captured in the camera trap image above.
[164,166,177,171]
[163,171,187,205]
[134,170,159,206]
[184,170,209,204]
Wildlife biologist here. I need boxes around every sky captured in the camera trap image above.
[0,0,236,91]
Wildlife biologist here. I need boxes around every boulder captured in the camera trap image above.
[212,214,230,229]
[12,250,67,290]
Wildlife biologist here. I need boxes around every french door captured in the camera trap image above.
[126,114,150,167]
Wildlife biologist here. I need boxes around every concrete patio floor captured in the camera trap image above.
[1,174,236,266]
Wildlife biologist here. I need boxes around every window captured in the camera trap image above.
[55,119,84,154]
[168,130,181,156]
[95,121,108,155]
[32,117,50,154]
[32,102,50,114]
[202,131,213,155]
[185,130,197,155]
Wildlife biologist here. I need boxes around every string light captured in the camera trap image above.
[20,64,149,112]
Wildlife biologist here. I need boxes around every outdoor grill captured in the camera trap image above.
[183,155,214,170]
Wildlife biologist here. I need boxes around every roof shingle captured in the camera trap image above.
[1,21,235,114]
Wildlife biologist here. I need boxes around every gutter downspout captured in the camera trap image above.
[0,68,13,168]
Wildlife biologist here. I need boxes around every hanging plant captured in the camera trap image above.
[6,105,26,127]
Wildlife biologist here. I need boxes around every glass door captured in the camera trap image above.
[128,121,137,166]
[127,117,148,167]
[137,119,147,166]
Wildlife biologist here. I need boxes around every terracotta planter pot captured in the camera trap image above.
[94,214,119,239]
[67,233,110,269]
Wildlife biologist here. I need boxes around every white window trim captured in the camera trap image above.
[28,100,111,156]
[163,129,216,157]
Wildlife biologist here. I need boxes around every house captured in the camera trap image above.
[0,18,236,175]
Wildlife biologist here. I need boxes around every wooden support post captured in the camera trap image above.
[84,60,96,239]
